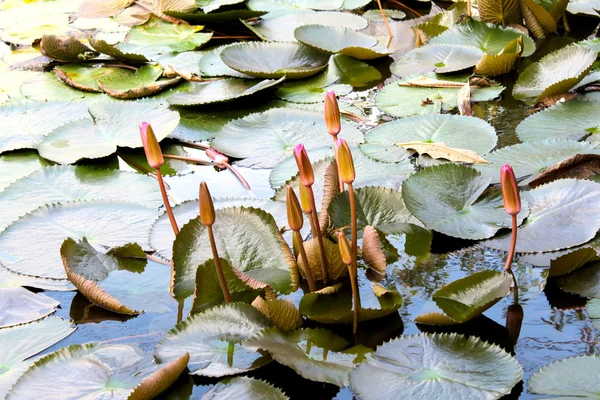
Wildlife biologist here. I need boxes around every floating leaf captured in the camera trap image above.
[0,317,75,399]
[402,164,528,240]
[172,207,295,300]
[212,108,362,168]
[55,64,136,93]
[0,201,158,279]
[528,355,600,398]
[478,0,522,24]
[295,25,391,60]
[247,0,343,13]
[398,142,488,164]
[203,377,289,399]
[38,101,180,164]
[167,77,285,105]
[220,42,330,79]
[166,9,267,23]
[275,74,352,104]
[252,296,303,331]
[0,288,60,328]
[483,179,600,253]
[326,54,382,87]
[8,343,188,399]
[77,0,135,18]
[350,333,523,399]
[513,45,596,102]
[474,37,523,76]
[96,64,181,99]
[40,34,99,62]
[363,114,497,163]
[198,45,252,78]
[391,44,483,76]
[244,327,364,386]
[363,9,406,21]
[547,247,598,278]
[88,36,148,62]
[529,154,600,187]
[0,265,72,291]
[556,262,600,297]
[474,139,600,183]
[155,303,273,377]
[0,151,48,192]
[243,11,367,41]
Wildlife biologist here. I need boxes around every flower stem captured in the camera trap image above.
[224,162,251,190]
[348,183,360,334]
[333,139,344,192]
[504,215,518,271]
[155,168,179,236]
[163,154,213,165]
[376,0,394,43]
[388,0,422,16]
[295,230,317,292]
[207,225,232,303]
[307,186,330,284]
[307,212,318,239]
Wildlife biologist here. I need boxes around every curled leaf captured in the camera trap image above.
[251,296,303,331]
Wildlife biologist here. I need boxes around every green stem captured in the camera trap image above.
[295,230,317,292]
[348,183,361,334]
[207,225,232,303]
[227,342,235,366]
[307,186,330,284]
[155,169,179,236]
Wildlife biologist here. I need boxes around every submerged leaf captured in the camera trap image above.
[202,377,289,399]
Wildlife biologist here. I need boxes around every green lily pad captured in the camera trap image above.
[166,9,266,23]
[429,20,535,57]
[8,343,189,400]
[116,16,213,58]
[172,207,295,300]
[376,74,504,117]
[0,201,158,279]
[391,44,483,76]
[275,67,352,103]
[247,0,343,13]
[483,179,600,253]
[0,151,48,192]
[40,34,99,63]
[295,25,391,60]
[556,261,600,298]
[513,45,597,102]
[0,102,89,154]
[0,288,60,328]
[326,54,382,87]
[55,64,138,93]
[20,72,99,102]
[220,42,330,79]
[155,303,273,377]
[568,0,600,15]
[474,139,600,183]
[426,270,512,323]
[167,77,285,105]
[157,51,203,81]
[211,108,362,168]
[88,36,148,62]
[243,11,367,41]
[244,327,366,386]
[363,114,497,163]
[96,64,181,99]
[195,0,245,13]
[528,355,600,398]
[516,97,600,142]
[0,317,75,399]
[403,164,529,240]
[363,9,406,20]
[0,166,163,231]
[0,265,72,291]
[198,45,253,78]
[328,186,421,232]
[350,333,523,399]
[204,377,289,399]
[547,247,598,278]
[37,101,180,164]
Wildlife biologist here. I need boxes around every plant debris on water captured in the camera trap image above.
[1,0,600,398]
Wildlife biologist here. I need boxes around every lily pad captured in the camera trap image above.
[0,317,76,399]
[474,139,600,183]
[167,77,285,105]
[0,151,48,192]
[513,45,597,102]
[0,166,163,231]
[172,207,295,299]
[243,11,367,41]
[55,64,139,93]
[556,261,600,298]
[391,44,483,76]
[155,303,273,377]
[295,25,391,60]
[0,288,60,328]
[483,179,600,253]
[203,377,289,399]
[38,101,180,164]
[88,36,148,62]
[0,102,89,154]
[167,9,267,23]
[350,333,523,399]
[211,108,362,168]
[363,9,406,21]
[402,164,528,240]
[429,20,535,57]
[220,42,330,79]
[198,45,252,78]
[20,73,96,102]
[0,201,158,279]
[0,265,72,291]
[247,0,343,13]
[244,327,364,386]
[251,297,303,332]
[363,114,497,163]
[516,97,600,142]
[528,355,600,398]
[8,343,189,400]
[40,34,99,63]
[96,64,181,99]
[326,54,382,87]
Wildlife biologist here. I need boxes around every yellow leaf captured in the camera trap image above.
[396,141,489,164]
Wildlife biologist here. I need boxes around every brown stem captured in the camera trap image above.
[388,0,422,16]
[508,267,519,304]
[466,0,472,16]
[175,140,210,150]
[347,183,360,333]
[176,299,184,324]
[307,186,330,284]
[307,212,318,239]
[155,168,179,236]
[207,225,232,303]
[376,0,394,43]
[295,230,317,292]
[163,154,213,165]
[334,138,344,192]
[348,265,361,334]
[504,215,517,271]
[117,151,155,176]
[224,162,251,190]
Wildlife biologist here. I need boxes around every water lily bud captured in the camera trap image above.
[335,138,355,184]
[286,186,304,232]
[206,148,229,165]
[324,91,341,137]
[199,181,216,226]
[293,144,315,187]
[139,122,164,169]
[506,304,524,344]
[500,164,521,216]
[298,183,312,214]
[337,231,352,266]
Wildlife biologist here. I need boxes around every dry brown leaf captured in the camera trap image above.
[529,154,600,188]
[128,353,190,400]
[457,80,471,116]
[251,296,303,331]
[397,141,489,164]
[362,226,387,274]
[319,160,340,233]
[398,75,465,88]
